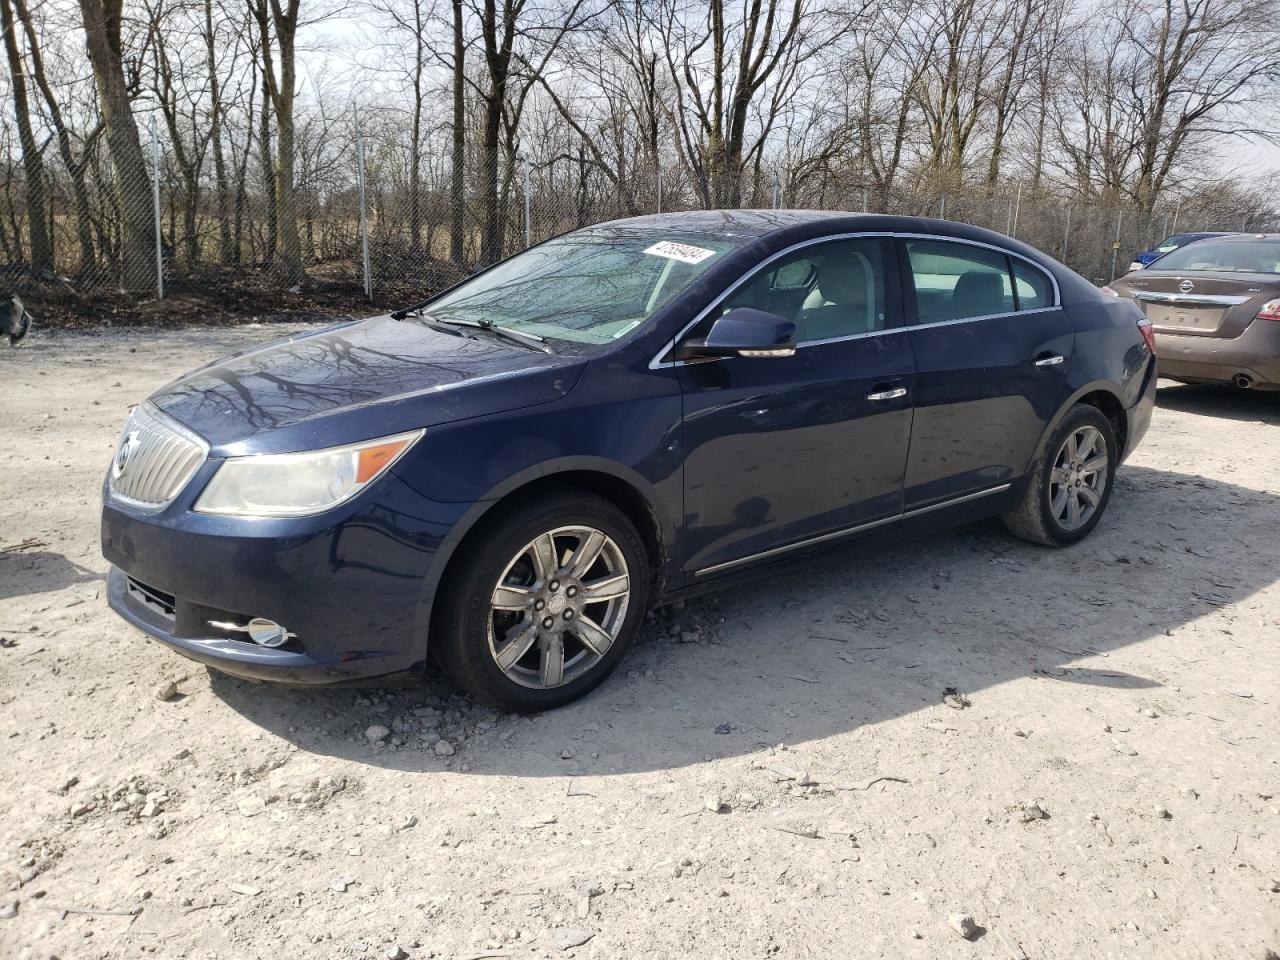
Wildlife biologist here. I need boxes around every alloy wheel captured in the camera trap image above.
[486,525,632,689]
[1049,425,1108,531]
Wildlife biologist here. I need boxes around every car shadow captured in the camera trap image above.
[1156,380,1279,424]
[207,462,1279,776]
[0,550,103,602]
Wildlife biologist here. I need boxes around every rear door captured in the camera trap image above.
[898,237,1074,510]
[675,235,915,576]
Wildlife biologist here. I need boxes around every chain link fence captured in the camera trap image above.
[2,113,1276,311]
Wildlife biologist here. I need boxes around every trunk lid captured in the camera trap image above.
[1114,272,1279,338]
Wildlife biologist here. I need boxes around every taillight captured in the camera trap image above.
[1101,285,1120,297]
[1256,298,1280,321]
[1137,317,1156,353]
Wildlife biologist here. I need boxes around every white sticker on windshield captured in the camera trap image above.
[644,240,716,264]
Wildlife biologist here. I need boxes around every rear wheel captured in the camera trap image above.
[433,490,649,711]
[1003,404,1118,546]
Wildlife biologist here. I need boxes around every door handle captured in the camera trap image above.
[1034,354,1065,367]
[866,386,907,401]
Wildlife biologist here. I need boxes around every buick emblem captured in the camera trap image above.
[1179,279,1195,294]
[113,430,140,478]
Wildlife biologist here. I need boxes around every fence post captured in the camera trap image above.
[1011,184,1022,238]
[355,117,372,300]
[861,188,867,213]
[1109,209,1124,281]
[1062,206,1072,261]
[772,177,780,209]
[939,195,946,219]
[1170,199,1181,235]
[655,158,662,214]
[523,158,532,248]
[150,115,164,300]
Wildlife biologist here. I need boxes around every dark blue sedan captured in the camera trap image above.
[102,212,1157,711]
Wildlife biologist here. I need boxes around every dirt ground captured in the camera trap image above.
[1,326,1277,960]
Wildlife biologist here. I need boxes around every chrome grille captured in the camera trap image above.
[108,403,208,507]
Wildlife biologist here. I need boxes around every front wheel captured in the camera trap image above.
[1003,404,1118,546]
[433,490,650,711]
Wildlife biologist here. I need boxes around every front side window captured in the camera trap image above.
[424,228,747,351]
[1150,239,1280,274]
[719,237,888,344]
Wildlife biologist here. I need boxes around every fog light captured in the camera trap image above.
[246,618,291,647]
[209,617,294,647]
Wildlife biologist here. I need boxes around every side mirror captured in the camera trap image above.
[676,308,797,361]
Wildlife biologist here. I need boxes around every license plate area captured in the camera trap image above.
[1146,302,1225,334]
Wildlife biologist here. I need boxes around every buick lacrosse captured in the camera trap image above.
[102,211,1156,711]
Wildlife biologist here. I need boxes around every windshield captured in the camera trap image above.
[1151,239,1280,274]
[422,228,745,351]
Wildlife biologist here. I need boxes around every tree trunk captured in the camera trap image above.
[13,0,94,274]
[205,0,234,265]
[78,0,154,291]
[268,0,303,284]
[1,0,53,273]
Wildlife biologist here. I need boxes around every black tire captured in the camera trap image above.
[433,488,650,712]
[1003,403,1119,547]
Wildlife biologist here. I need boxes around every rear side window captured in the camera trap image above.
[1012,260,1053,309]
[905,240,1013,323]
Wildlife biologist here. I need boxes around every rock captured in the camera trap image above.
[1154,804,1172,820]
[141,800,161,818]
[705,794,725,813]
[69,801,91,818]
[228,883,261,897]
[434,739,455,757]
[57,775,79,795]
[385,947,408,960]
[1019,801,1049,822]
[559,746,575,760]
[553,928,595,951]
[942,687,971,709]
[1142,708,1157,719]
[1013,728,1030,738]
[947,913,979,940]
[330,878,352,892]
[0,899,17,919]
[237,796,267,818]
[714,723,731,735]
[1112,741,1138,756]
[1180,787,1199,800]
[365,724,391,743]
[154,680,179,701]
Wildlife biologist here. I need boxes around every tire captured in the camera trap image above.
[1002,403,1119,547]
[433,489,650,712]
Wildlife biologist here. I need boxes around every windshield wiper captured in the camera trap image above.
[429,315,554,354]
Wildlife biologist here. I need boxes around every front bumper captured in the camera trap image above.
[1155,319,1280,388]
[102,471,471,685]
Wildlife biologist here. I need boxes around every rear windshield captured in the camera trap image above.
[1154,234,1203,254]
[1151,239,1280,274]
[423,227,747,352]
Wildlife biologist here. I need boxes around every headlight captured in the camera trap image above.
[193,430,423,517]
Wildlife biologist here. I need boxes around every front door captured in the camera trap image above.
[897,237,1075,509]
[675,236,915,576]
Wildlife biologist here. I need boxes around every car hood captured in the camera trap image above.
[148,315,587,456]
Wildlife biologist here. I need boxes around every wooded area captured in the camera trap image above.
[1,0,1278,304]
